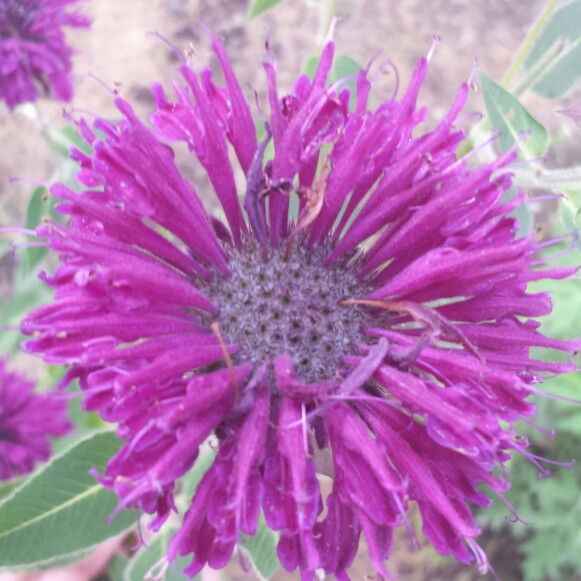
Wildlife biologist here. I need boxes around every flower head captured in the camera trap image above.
[21,36,578,578]
[0,0,90,110]
[0,359,71,480]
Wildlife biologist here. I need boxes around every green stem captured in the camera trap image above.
[501,0,561,89]
[511,166,581,190]
[513,37,565,97]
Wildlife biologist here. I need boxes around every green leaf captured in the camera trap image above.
[23,187,50,272]
[304,55,320,81]
[525,0,581,98]
[479,72,549,160]
[240,513,281,580]
[51,125,93,157]
[26,187,48,230]
[0,270,53,353]
[247,0,288,20]
[331,55,360,111]
[502,186,531,237]
[559,197,581,250]
[0,430,135,571]
[332,55,360,82]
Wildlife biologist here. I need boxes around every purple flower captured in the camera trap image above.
[0,0,90,110]
[21,36,578,578]
[0,359,71,480]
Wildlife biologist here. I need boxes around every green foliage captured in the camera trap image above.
[0,478,23,503]
[529,251,581,337]
[479,72,549,160]
[481,250,581,580]
[0,267,53,353]
[481,452,581,581]
[0,153,77,353]
[46,124,93,158]
[240,513,281,579]
[247,0,288,20]
[559,198,581,251]
[0,431,135,571]
[524,0,581,98]
[24,187,50,273]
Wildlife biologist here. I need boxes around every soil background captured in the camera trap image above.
[2,0,581,580]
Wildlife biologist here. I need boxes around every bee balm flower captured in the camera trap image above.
[21,36,578,579]
[0,359,71,480]
[0,0,90,110]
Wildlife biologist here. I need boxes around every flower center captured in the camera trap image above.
[201,239,373,383]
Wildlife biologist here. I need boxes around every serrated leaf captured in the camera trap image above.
[240,514,281,580]
[0,430,135,571]
[479,72,549,160]
[525,0,581,98]
[247,0,287,20]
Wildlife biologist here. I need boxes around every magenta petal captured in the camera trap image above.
[263,396,321,535]
[168,463,236,575]
[325,403,403,531]
[315,493,360,577]
[210,35,258,174]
